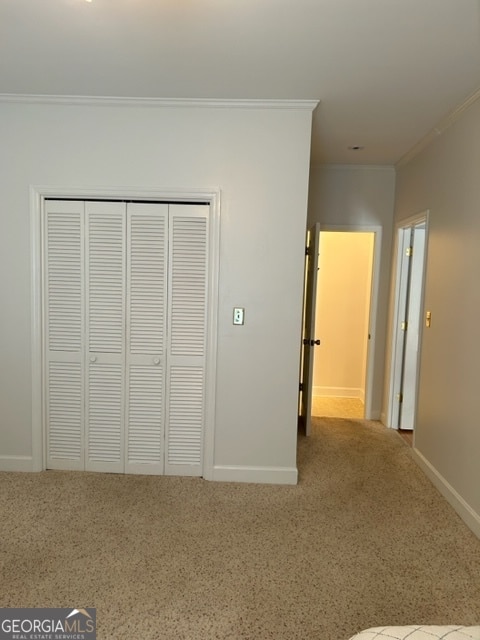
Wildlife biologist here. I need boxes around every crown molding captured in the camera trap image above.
[0,93,319,112]
[310,163,395,172]
[396,86,480,169]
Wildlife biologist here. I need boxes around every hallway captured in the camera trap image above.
[312,396,364,419]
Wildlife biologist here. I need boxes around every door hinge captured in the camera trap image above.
[401,321,408,331]
[305,246,310,256]
[299,382,304,392]
[406,246,413,257]
[396,393,403,403]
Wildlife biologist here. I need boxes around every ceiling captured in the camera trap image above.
[1,0,480,165]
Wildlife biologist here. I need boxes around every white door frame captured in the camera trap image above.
[387,211,429,432]
[30,185,220,479]
[316,224,382,420]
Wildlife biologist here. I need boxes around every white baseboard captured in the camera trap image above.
[412,448,480,540]
[313,386,364,401]
[0,456,34,472]
[212,465,298,485]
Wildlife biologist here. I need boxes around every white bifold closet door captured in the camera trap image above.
[85,201,126,473]
[45,199,208,477]
[125,202,168,475]
[45,200,85,471]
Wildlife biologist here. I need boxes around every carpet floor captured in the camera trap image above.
[1,418,480,640]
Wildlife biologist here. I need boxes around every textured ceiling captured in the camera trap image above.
[1,0,480,165]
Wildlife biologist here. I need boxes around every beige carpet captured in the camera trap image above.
[1,418,480,640]
[312,396,364,418]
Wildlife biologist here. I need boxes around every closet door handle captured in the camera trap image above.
[89,356,97,363]
[153,357,160,365]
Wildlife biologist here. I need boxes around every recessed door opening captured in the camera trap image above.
[388,214,428,444]
[31,188,220,478]
[300,225,381,433]
[313,231,374,419]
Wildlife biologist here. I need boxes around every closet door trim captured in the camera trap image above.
[31,186,220,479]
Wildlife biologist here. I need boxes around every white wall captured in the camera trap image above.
[307,165,396,418]
[0,98,314,483]
[394,97,480,533]
[314,232,373,401]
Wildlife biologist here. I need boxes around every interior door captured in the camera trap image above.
[165,205,209,476]
[45,200,85,471]
[85,201,126,473]
[399,223,426,430]
[44,199,210,477]
[125,202,168,474]
[390,228,413,430]
[300,223,320,436]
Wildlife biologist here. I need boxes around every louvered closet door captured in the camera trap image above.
[165,205,209,476]
[45,200,85,470]
[85,201,126,473]
[125,203,168,474]
[45,199,210,477]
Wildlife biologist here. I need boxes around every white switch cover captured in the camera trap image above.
[233,308,245,325]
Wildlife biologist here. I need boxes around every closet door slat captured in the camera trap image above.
[85,201,126,473]
[125,203,168,474]
[167,366,204,467]
[169,216,208,357]
[165,205,209,476]
[45,200,85,470]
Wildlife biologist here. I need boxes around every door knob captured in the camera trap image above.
[153,357,160,365]
[89,356,97,363]
[310,339,321,346]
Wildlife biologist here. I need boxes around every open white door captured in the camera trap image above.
[390,228,413,430]
[300,223,320,436]
[399,224,426,430]
[389,215,428,431]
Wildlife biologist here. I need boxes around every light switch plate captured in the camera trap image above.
[233,307,245,325]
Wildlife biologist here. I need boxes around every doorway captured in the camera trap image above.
[300,225,381,432]
[313,231,375,419]
[388,213,428,438]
